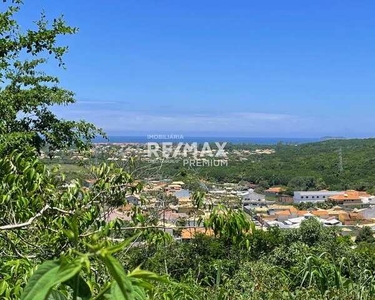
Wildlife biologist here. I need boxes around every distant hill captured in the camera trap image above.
[320,136,346,141]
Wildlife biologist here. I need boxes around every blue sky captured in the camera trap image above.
[16,0,375,137]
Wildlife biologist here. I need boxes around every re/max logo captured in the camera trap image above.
[147,142,227,158]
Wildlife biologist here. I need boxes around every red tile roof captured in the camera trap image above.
[265,187,284,193]
[181,228,214,239]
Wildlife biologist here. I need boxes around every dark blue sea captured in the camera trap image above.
[94,136,320,145]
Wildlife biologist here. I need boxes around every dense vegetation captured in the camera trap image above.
[3,1,375,299]
[155,139,375,193]
[122,220,375,300]
[44,138,375,194]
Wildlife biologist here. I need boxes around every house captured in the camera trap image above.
[156,222,174,236]
[296,210,309,216]
[158,210,189,224]
[293,191,343,203]
[241,189,265,201]
[268,205,295,215]
[174,189,190,199]
[326,208,347,219]
[242,200,275,210]
[265,187,285,196]
[260,215,277,223]
[165,184,182,194]
[360,196,375,205]
[266,220,292,229]
[252,206,269,215]
[144,181,165,192]
[322,218,342,226]
[275,210,292,221]
[359,207,375,220]
[311,209,330,219]
[209,190,227,195]
[278,195,294,204]
[126,195,140,206]
[107,204,134,222]
[338,211,372,225]
[275,207,298,221]
[240,189,273,207]
[174,189,191,205]
[180,228,214,240]
[266,214,316,229]
[285,216,308,225]
[328,190,370,207]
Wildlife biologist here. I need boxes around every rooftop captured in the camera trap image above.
[180,228,214,239]
[265,187,284,193]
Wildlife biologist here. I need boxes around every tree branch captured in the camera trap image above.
[0,205,73,230]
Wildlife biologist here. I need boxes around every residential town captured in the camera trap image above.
[42,143,375,241]
[41,142,276,163]
[5,0,375,297]
[87,174,375,240]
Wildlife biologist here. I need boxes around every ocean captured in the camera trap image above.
[93,136,320,145]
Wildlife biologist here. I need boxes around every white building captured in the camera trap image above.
[266,215,341,229]
[293,191,344,204]
[239,189,265,201]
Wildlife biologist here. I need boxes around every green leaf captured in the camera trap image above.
[62,229,75,241]
[110,282,122,299]
[64,275,91,300]
[113,283,147,300]
[106,234,140,255]
[132,286,147,300]
[47,290,68,300]
[21,261,60,300]
[0,280,8,295]
[102,255,134,300]
[128,267,169,284]
[21,260,82,300]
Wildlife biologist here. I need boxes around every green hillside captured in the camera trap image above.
[162,139,375,192]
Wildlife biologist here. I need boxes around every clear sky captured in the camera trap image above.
[15,0,375,137]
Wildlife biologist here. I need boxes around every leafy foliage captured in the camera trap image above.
[355,226,375,244]
[0,0,103,155]
[160,138,375,193]
[3,2,375,300]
